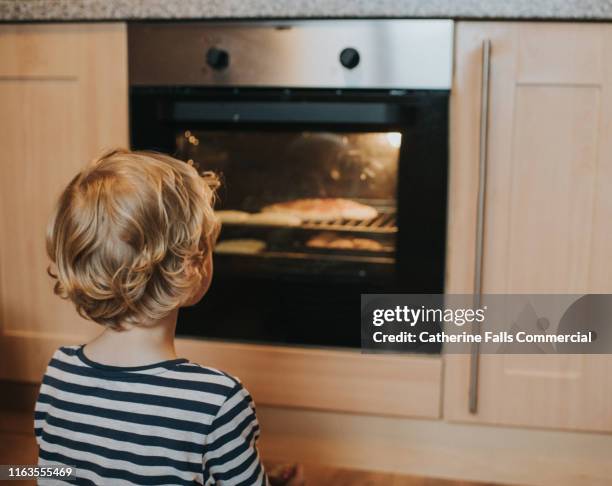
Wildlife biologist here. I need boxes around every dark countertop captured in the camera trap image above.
[2,0,612,21]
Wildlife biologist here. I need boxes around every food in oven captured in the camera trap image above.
[214,239,266,254]
[214,199,396,258]
[216,210,250,224]
[217,210,302,227]
[306,232,384,251]
[260,198,378,222]
[247,212,302,227]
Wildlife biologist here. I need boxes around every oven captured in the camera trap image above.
[128,20,453,351]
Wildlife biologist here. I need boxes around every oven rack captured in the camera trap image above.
[300,211,397,234]
[221,210,397,235]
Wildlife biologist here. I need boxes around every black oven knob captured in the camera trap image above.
[206,47,229,70]
[339,47,360,69]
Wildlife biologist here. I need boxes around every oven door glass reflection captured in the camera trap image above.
[177,130,400,267]
[176,129,404,348]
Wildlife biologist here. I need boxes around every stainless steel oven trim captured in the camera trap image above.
[129,20,454,90]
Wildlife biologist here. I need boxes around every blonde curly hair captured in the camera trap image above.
[46,148,220,330]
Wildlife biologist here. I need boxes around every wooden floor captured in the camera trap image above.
[0,409,504,486]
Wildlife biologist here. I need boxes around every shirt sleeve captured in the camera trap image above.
[34,388,46,446]
[33,349,60,447]
[202,381,268,485]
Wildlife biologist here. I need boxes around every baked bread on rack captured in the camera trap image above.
[261,198,378,222]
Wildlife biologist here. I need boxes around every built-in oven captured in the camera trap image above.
[128,20,453,351]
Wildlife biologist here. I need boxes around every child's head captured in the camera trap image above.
[46,148,220,330]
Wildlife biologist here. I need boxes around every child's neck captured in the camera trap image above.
[82,309,180,367]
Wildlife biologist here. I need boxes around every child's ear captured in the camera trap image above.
[187,259,207,282]
[183,258,198,278]
[181,253,213,307]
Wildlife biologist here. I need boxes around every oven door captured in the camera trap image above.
[130,88,447,350]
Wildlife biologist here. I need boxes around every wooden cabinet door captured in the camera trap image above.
[0,24,128,381]
[445,22,612,432]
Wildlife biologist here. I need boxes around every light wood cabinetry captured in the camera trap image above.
[176,340,442,418]
[445,22,612,432]
[0,24,129,380]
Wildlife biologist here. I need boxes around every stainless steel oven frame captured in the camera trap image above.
[128,20,453,351]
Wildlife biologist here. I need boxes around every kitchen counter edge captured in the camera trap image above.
[3,0,612,22]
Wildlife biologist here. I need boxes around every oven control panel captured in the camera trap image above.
[129,20,453,90]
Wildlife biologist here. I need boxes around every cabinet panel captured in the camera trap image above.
[517,24,604,85]
[0,24,128,380]
[177,339,442,418]
[0,80,82,337]
[445,22,612,432]
[507,85,598,292]
[0,25,81,77]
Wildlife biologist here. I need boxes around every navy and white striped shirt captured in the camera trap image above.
[34,346,267,485]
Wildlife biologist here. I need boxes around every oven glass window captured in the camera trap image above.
[177,130,400,261]
[176,129,406,348]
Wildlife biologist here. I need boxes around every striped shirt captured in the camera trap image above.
[34,346,268,486]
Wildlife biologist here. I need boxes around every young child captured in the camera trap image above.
[35,148,303,485]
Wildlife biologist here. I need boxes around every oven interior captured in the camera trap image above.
[131,88,446,351]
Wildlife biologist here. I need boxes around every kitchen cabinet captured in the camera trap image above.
[445,22,612,432]
[176,340,442,418]
[0,24,128,380]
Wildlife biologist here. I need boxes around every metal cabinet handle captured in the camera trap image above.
[469,39,491,414]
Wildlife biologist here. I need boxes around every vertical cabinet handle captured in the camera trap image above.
[469,39,491,414]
